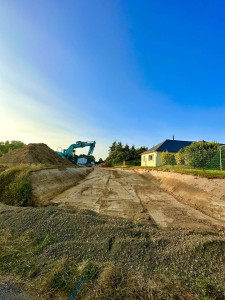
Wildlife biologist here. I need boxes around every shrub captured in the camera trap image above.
[161,151,176,166]
[175,148,186,165]
[0,167,33,206]
[176,142,220,169]
[4,180,32,206]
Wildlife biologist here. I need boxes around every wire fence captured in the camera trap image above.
[174,145,225,170]
[205,145,225,170]
[113,145,225,170]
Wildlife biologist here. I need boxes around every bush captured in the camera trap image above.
[0,167,33,206]
[4,180,32,206]
[161,151,176,166]
[175,148,186,165]
[175,142,220,169]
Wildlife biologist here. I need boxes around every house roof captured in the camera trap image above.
[141,139,194,155]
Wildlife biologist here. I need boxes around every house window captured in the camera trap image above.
[148,154,154,161]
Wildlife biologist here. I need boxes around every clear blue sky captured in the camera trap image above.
[1,0,225,159]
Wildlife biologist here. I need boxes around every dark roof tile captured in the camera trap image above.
[141,139,194,155]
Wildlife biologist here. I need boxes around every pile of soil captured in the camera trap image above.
[0,143,73,167]
[98,162,113,168]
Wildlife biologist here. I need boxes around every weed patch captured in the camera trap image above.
[0,165,46,206]
[0,207,224,299]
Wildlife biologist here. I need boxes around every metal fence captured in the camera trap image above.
[175,145,225,170]
[204,145,225,170]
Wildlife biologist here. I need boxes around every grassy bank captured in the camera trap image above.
[115,164,225,178]
[0,205,225,299]
[0,164,46,206]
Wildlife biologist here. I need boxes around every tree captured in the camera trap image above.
[105,141,147,165]
[136,146,148,159]
[108,141,117,155]
[0,140,25,154]
[129,145,136,161]
[10,140,25,150]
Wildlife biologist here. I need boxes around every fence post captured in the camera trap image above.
[220,146,222,171]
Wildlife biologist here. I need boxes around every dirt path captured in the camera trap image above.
[51,168,224,230]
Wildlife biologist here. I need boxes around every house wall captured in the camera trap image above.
[141,151,163,167]
[141,151,182,167]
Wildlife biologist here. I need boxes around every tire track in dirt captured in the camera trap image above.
[51,168,225,230]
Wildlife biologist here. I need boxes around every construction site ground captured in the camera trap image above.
[49,168,224,231]
[1,156,225,299]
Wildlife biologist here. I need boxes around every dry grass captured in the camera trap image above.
[0,205,224,299]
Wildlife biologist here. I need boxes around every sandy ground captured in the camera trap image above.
[136,169,225,222]
[50,168,224,230]
[31,167,92,206]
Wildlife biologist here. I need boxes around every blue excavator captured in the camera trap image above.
[57,141,96,164]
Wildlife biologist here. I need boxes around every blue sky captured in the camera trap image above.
[0,0,225,159]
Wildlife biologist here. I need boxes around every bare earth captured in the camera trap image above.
[139,169,225,222]
[31,167,91,206]
[51,168,224,230]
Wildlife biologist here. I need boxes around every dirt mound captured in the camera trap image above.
[0,143,73,167]
[98,162,113,167]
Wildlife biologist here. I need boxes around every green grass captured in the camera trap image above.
[0,164,48,206]
[115,164,225,178]
[0,206,224,299]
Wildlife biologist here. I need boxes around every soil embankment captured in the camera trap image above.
[0,143,92,207]
[136,169,225,222]
[31,167,92,206]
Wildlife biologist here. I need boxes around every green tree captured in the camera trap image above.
[106,141,147,165]
[10,140,25,150]
[108,141,117,155]
[129,145,136,160]
[0,140,25,155]
[135,146,148,160]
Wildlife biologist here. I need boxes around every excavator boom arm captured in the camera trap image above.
[61,141,96,158]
